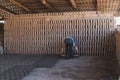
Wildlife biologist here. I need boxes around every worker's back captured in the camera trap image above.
[64,36,75,47]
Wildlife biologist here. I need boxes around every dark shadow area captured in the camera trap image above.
[0,54,60,80]
[0,22,4,47]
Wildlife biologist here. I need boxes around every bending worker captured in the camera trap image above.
[62,36,79,59]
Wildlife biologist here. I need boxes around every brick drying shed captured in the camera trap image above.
[0,0,120,80]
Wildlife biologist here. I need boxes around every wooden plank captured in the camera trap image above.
[40,0,51,8]
[70,0,77,9]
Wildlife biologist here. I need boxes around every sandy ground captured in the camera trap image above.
[21,57,119,80]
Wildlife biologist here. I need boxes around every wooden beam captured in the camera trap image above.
[70,0,77,9]
[10,0,30,12]
[0,5,16,14]
[40,0,51,8]
[0,9,15,18]
[85,0,91,8]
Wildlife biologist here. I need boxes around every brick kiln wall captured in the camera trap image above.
[4,12,115,56]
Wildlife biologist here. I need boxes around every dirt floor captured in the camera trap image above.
[21,56,119,80]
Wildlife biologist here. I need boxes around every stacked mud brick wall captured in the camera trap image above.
[4,11,115,56]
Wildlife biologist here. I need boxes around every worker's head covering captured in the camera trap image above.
[65,36,74,40]
[64,36,75,45]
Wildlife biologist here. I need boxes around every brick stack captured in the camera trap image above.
[4,12,115,56]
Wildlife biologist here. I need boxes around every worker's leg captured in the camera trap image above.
[70,48,75,58]
[65,48,70,59]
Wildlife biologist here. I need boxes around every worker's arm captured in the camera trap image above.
[75,46,79,53]
[73,44,79,54]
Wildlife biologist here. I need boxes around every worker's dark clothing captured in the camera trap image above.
[64,37,75,59]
